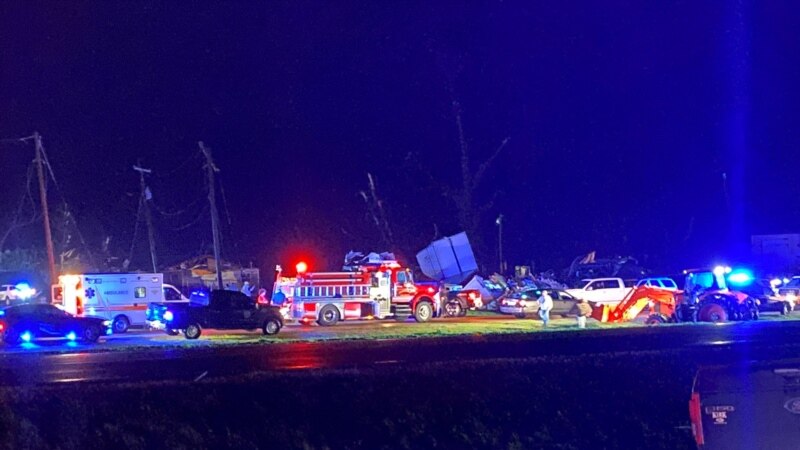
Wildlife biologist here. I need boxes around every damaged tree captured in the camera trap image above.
[444,101,510,266]
[359,173,395,250]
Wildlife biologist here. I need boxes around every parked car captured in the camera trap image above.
[499,288,580,319]
[634,277,679,290]
[0,303,111,345]
[778,277,800,302]
[565,278,631,305]
[0,283,37,305]
[146,289,284,339]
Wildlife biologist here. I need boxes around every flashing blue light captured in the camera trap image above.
[0,310,5,317]
[66,331,77,341]
[20,331,32,343]
[163,310,174,322]
[728,270,754,286]
[105,328,113,335]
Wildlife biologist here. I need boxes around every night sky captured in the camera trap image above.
[2,1,799,277]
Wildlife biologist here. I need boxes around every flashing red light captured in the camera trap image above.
[468,292,477,300]
[296,261,308,274]
[0,322,4,332]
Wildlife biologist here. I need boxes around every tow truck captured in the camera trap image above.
[274,253,440,326]
[591,266,759,324]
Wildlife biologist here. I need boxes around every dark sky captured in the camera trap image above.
[2,1,799,275]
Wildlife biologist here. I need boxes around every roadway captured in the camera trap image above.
[3,315,800,385]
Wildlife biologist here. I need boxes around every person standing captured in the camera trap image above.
[241,281,254,298]
[576,298,592,329]
[537,290,553,327]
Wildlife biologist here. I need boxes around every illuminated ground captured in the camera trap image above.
[1,310,799,356]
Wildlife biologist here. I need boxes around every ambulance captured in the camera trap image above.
[53,273,188,333]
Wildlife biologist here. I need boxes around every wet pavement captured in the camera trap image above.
[2,315,800,385]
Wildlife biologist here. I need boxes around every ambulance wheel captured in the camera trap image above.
[81,325,101,343]
[112,315,130,334]
[414,301,434,323]
[184,323,202,339]
[317,305,340,326]
[263,318,281,335]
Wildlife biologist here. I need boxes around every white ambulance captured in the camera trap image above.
[54,273,188,333]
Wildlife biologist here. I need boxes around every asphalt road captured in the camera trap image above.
[3,316,800,385]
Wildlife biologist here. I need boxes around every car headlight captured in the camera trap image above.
[163,310,174,321]
[787,293,797,302]
[102,320,111,327]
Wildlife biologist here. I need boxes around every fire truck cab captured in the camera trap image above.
[275,255,440,326]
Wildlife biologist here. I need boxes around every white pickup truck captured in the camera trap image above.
[565,278,632,305]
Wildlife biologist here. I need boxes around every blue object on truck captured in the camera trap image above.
[416,232,478,284]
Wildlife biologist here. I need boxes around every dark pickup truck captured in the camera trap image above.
[146,289,283,339]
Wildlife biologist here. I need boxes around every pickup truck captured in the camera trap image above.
[565,278,632,305]
[146,289,284,339]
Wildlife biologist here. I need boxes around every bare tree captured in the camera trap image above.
[359,173,395,250]
[447,101,510,245]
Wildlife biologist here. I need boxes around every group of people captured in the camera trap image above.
[535,290,593,329]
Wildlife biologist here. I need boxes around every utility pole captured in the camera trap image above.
[33,132,58,288]
[495,214,504,274]
[199,141,224,289]
[133,163,158,273]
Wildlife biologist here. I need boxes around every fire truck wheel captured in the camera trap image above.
[112,315,130,334]
[317,305,340,326]
[263,318,281,335]
[81,325,101,343]
[414,301,434,323]
[698,303,728,323]
[184,323,202,339]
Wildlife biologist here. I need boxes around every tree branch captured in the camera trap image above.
[473,136,510,188]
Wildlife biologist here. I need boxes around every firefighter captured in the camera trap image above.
[439,283,450,317]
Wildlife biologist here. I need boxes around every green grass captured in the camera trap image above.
[15,312,800,356]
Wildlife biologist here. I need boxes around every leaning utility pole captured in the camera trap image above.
[33,132,57,287]
[198,141,224,289]
[495,214,504,274]
[133,163,158,273]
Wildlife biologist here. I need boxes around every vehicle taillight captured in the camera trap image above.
[689,392,704,446]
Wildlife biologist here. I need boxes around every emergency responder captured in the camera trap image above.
[439,283,450,317]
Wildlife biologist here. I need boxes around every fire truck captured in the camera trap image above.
[274,253,440,326]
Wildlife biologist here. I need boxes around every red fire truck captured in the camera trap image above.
[273,254,440,326]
